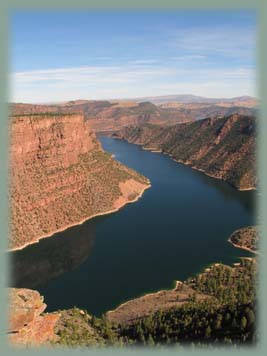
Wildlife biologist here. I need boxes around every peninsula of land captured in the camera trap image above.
[228,226,259,254]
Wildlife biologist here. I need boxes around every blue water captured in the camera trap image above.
[10,137,255,316]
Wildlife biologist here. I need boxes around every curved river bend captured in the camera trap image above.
[10,137,255,316]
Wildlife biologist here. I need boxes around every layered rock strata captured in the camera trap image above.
[10,113,150,250]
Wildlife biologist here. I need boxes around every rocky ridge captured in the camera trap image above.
[11,98,257,132]
[113,114,257,190]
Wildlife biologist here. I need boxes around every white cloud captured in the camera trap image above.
[11,64,175,85]
[129,59,159,65]
[168,25,256,59]
[173,55,207,61]
[10,62,255,103]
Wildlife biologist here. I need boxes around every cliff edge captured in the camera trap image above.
[10,113,150,250]
[8,288,60,347]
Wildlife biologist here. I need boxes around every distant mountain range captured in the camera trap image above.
[121,95,257,107]
[10,95,257,132]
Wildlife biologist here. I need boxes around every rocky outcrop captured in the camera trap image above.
[9,113,150,250]
[113,114,257,190]
[8,288,60,347]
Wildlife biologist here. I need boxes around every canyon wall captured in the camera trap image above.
[10,113,150,250]
[113,114,257,190]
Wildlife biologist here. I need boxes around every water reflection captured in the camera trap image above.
[173,162,255,216]
[9,219,96,289]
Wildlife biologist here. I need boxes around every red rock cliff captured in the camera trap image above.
[10,114,150,250]
[8,288,60,347]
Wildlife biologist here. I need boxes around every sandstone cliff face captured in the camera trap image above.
[10,113,150,250]
[113,114,257,190]
[8,288,59,347]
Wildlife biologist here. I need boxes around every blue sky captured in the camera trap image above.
[10,10,257,103]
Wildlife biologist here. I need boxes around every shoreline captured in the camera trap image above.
[106,255,256,322]
[113,136,256,192]
[227,238,258,255]
[106,280,184,319]
[8,182,151,253]
[169,158,255,192]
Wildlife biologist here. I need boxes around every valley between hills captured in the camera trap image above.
[8,95,258,347]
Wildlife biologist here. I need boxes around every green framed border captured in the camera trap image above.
[0,0,266,354]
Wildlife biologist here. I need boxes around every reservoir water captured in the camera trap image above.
[10,137,255,316]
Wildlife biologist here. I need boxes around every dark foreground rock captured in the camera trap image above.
[8,288,60,347]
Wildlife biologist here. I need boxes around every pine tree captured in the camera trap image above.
[205,325,212,339]
[241,316,247,330]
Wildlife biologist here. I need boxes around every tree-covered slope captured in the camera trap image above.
[9,257,257,347]
[113,114,257,190]
[51,258,257,347]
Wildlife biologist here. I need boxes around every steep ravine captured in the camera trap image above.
[112,114,257,190]
[9,113,150,250]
